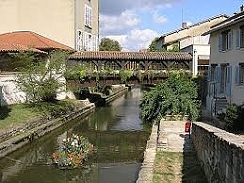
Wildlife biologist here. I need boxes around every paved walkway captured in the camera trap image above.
[157,120,194,152]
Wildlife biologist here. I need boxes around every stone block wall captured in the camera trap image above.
[192,122,244,183]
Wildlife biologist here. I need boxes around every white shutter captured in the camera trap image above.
[84,5,87,26]
[89,7,92,27]
[84,5,92,27]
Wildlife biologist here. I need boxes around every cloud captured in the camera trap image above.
[100,0,180,15]
[105,29,160,51]
[152,10,167,24]
[99,0,182,50]
[100,10,140,35]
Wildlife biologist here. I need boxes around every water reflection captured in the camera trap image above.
[0,88,151,183]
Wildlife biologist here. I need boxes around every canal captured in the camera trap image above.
[0,88,151,183]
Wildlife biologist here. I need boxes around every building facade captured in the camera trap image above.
[180,35,211,75]
[0,0,99,51]
[155,15,228,76]
[206,9,244,115]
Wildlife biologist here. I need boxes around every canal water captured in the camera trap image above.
[0,88,151,183]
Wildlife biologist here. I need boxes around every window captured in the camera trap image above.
[240,63,244,84]
[210,65,217,81]
[240,25,244,48]
[84,4,92,28]
[76,30,98,51]
[76,30,83,51]
[219,30,232,51]
[235,63,244,84]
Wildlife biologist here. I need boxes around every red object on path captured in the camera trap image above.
[185,120,191,133]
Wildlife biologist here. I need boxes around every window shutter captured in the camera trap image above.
[89,7,92,27]
[84,5,87,26]
[228,31,233,50]
[215,66,221,94]
[226,66,232,95]
[218,34,222,52]
[235,66,240,84]
[207,65,211,81]
[236,29,241,49]
[214,66,221,82]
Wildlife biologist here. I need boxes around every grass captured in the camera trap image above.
[153,151,207,183]
[0,104,38,130]
[153,151,183,183]
[0,99,84,131]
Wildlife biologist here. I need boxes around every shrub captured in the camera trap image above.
[119,70,133,83]
[224,104,244,132]
[14,50,68,103]
[140,70,200,122]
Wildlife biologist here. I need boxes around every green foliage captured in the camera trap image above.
[148,37,165,52]
[140,70,200,122]
[0,100,81,129]
[224,104,244,132]
[13,50,69,103]
[99,38,122,51]
[167,43,180,52]
[119,70,133,83]
[148,37,179,52]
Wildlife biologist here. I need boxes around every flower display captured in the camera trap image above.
[52,134,94,168]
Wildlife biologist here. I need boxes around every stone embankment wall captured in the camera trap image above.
[0,101,95,159]
[0,85,128,158]
[136,123,158,183]
[192,122,244,183]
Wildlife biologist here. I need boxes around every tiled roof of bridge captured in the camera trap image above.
[70,51,192,61]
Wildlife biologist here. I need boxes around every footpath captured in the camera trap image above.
[137,120,207,183]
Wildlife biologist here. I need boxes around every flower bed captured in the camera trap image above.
[52,134,94,168]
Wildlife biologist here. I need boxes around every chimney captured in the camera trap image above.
[241,5,244,12]
[182,22,187,28]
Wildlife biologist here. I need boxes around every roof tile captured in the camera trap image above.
[0,31,74,51]
[70,51,192,61]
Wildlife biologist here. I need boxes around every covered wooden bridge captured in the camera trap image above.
[68,51,193,86]
[69,51,193,71]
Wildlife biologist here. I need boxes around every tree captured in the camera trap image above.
[167,43,180,52]
[148,37,179,52]
[99,38,122,51]
[140,70,200,122]
[13,50,69,103]
[149,37,162,52]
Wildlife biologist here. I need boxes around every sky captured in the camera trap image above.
[99,0,244,51]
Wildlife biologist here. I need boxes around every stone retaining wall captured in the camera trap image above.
[136,123,158,183]
[0,85,128,159]
[192,122,244,183]
[0,102,95,159]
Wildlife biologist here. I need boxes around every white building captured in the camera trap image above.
[206,7,244,115]
[155,15,228,76]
